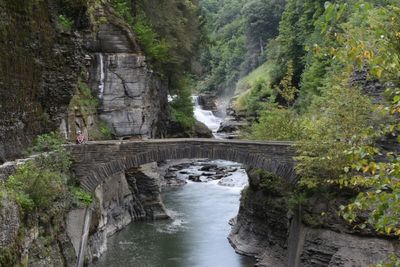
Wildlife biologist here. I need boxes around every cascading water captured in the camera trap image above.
[192,96,223,138]
[98,53,105,99]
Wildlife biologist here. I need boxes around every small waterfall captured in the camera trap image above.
[192,96,223,137]
[98,53,105,99]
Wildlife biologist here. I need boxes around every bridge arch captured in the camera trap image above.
[69,139,296,192]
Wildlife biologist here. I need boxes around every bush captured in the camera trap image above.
[249,106,302,141]
[70,186,93,206]
[170,77,195,129]
[295,84,383,187]
[6,163,66,212]
[30,131,65,153]
[58,14,74,31]
[111,0,170,63]
[69,80,98,120]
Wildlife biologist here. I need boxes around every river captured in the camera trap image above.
[94,96,255,267]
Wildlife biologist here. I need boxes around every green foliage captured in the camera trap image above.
[4,130,93,214]
[236,78,273,115]
[111,0,133,24]
[88,119,113,141]
[266,0,325,87]
[376,255,400,267]
[58,14,74,31]
[30,131,66,153]
[273,60,298,106]
[170,77,195,129]
[99,120,112,139]
[198,0,285,93]
[306,3,400,240]
[249,106,302,141]
[235,62,271,95]
[133,15,171,63]
[6,163,66,212]
[0,245,18,267]
[295,84,382,188]
[248,169,289,196]
[112,0,200,70]
[69,79,98,120]
[70,186,93,206]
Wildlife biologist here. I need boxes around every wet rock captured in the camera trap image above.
[197,94,218,111]
[164,173,177,179]
[200,164,218,171]
[0,2,85,161]
[211,174,224,180]
[166,120,212,138]
[217,120,246,133]
[229,168,400,267]
[193,121,213,138]
[188,175,201,182]
[226,167,238,172]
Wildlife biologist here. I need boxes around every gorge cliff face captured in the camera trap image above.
[85,21,168,139]
[229,169,400,267]
[0,1,169,163]
[0,0,84,163]
[84,162,168,263]
[0,1,171,265]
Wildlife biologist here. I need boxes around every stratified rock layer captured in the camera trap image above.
[86,162,168,262]
[229,169,400,267]
[87,23,168,138]
[0,1,84,163]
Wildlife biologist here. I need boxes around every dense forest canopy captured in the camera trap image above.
[197,0,285,93]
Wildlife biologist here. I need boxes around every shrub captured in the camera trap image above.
[6,163,66,212]
[295,84,383,188]
[70,186,93,206]
[249,106,302,141]
[30,131,65,153]
[58,14,74,31]
[170,77,195,129]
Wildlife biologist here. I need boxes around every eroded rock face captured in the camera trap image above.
[0,1,85,162]
[228,177,289,267]
[87,23,168,138]
[229,169,400,267]
[87,162,168,261]
[0,195,19,247]
[300,229,399,267]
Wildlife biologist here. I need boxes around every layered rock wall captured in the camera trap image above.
[86,22,168,139]
[0,0,84,163]
[85,162,168,262]
[229,169,400,267]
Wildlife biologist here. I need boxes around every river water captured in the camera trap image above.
[95,97,255,267]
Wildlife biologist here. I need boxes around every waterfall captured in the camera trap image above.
[192,96,223,137]
[98,53,105,99]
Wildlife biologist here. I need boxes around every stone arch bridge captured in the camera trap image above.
[68,138,296,192]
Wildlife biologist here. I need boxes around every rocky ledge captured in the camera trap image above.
[229,168,400,267]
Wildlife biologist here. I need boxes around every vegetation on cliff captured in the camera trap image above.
[0,132,92,266]
[197,0,285,93]
[110,0,201,129]
[214,0,400,262]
